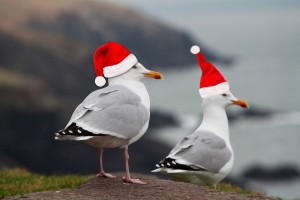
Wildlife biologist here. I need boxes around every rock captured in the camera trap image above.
[0,107,171,174]
[149,110,179,129]
[5,173,273,200]
[243,165,300,181]
[227,105,274,122]
[0,153,21,169]
[0,0,232,97]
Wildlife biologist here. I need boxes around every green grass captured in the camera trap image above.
[217,182,271,199]
[0,168,90,198]
[217,182,250,194]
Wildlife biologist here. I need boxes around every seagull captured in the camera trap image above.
[152,45,249,188]
[55,42,163,184]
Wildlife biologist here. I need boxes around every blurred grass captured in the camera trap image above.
[0,168,90,198]
[217,182,271,199]
[217,182,249,194]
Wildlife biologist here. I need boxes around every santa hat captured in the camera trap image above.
[93,41,138,87]
[190,45,230,98]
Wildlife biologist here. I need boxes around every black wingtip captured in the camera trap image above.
[54,123,106,137]
[156,157,208,171]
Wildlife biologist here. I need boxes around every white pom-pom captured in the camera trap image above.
[190,45,200,54]
[95,76,106,87]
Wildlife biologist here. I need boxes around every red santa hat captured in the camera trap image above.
[190,45,230,98]
[93,41,138,87]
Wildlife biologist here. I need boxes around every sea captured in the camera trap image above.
[109,0,300,198]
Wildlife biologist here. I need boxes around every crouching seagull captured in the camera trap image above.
[152,45,248,188]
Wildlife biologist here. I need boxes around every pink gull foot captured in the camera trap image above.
[96,148,116,178]
[122,147,146,184]
[122,177,146,184]
[97,172,116,179]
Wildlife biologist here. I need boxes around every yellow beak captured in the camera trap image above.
[144,70,164,80]
[231,99,249,108]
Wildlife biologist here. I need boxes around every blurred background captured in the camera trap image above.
[0,0,300,199]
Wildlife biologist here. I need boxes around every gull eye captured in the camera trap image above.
[132,65,138,69]
[222,93,228,97]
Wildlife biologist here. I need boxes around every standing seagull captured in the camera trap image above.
[152,45,249,187]
[55,42,163,184]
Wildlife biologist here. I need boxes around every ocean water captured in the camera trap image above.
[110,0,300,198]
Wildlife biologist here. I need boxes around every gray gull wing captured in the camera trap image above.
[164,130,232,173]
[66,85,149,139]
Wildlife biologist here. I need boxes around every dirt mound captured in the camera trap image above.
[5,173,273,200]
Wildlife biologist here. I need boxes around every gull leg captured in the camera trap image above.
[97,148,116,178]
[122,146,146,184]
